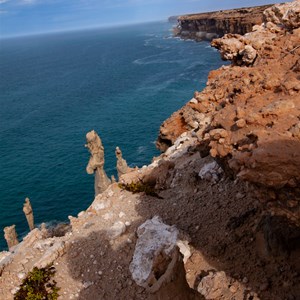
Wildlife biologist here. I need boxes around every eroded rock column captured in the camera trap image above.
[115,146,130,179]
[130,216,202,300]
[4,225,19,250]
[85,130,111,196]
[23,197,34,231]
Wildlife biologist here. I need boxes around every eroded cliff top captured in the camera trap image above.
[174,4,277,39]
[177,4,273,21]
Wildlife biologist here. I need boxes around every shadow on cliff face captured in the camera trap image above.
[66,224,148,300]
[131,140,300,300]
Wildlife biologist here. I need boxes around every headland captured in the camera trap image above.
[1,1,299,299]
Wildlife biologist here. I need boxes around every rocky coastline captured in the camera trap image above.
[1,1,300,299]
[172,4,272,41]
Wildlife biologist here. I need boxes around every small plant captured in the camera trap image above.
[14,265,60,300]
[118,181,163,198]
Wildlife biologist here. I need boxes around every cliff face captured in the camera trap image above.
[158,1,300,193]
[1,2,300,300]
[174,5,272,41]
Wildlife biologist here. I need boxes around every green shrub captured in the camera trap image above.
[14,265,60,300]
[118,181,162,198]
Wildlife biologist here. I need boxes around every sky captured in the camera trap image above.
[0,0,284,37]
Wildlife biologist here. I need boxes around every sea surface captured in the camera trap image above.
[0,21,224,250]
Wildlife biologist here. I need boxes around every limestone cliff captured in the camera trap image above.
[157,0,300,214]
[1,2,300,300]
[174,4,272,41]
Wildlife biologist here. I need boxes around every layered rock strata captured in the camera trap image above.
[174,5,272,41]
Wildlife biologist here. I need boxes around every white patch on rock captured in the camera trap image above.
[17,272,26,279]
[119,211,126,218]
[83,281,93,289]
[129,216,190,287]
[77,211,85,217]
[198,161,223,183]
[107,189,114,197]
[34,241,66,268]
[0,251,13,274]
[189,97,198,104]
[107,221,126,239]
[176,240,191,264]
[129,216,180,287]
[33,239,54,251]
[91,199,111,211]
[103,212,114,220]
[10,287,20,295]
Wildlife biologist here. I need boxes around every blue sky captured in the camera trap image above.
[0,0,283,37]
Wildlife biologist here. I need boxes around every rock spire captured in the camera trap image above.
[4,225,19,250]
[85,130,111,196]
[23,197,34,231]
[115,146,130,179]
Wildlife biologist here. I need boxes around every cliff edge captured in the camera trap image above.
[1,2,299,300]
[173,4,273,40]
[158,0,300,193]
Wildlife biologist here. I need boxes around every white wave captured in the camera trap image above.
[136,78,176,96]
[133,56,180,65]
[143,38,171,50]
[205,45,218,52]
[137,145,147,154]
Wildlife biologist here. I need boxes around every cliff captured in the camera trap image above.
[158,1,300,192]
[1,2,300,300]
[168,16,178,23]
[174,4,273,41]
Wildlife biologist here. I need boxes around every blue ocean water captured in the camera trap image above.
[0,21,224,250]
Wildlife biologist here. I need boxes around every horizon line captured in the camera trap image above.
[0,19,167,40]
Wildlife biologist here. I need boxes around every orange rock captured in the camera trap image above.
[157,1,300,188]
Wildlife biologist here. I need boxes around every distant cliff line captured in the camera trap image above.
[170,4,274,41]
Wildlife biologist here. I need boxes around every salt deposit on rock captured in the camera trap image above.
[198,161,223,183]
[107,221,126,239]
[130,216,200,299]
[130,216,179,287]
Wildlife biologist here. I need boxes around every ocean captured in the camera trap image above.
[0,21,224,250]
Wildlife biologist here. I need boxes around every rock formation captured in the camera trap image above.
[3,225,18,250]
[85,130,111,195]
[158,0,300,191]
[111,175,116,183]
[23,197,34,231]
[174,4,272,41]
[130,216,201,299]
[115,146,131,179]
[1,2,300,300]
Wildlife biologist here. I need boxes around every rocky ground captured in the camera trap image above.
[1,1,300,300]
[158,0,300,223]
